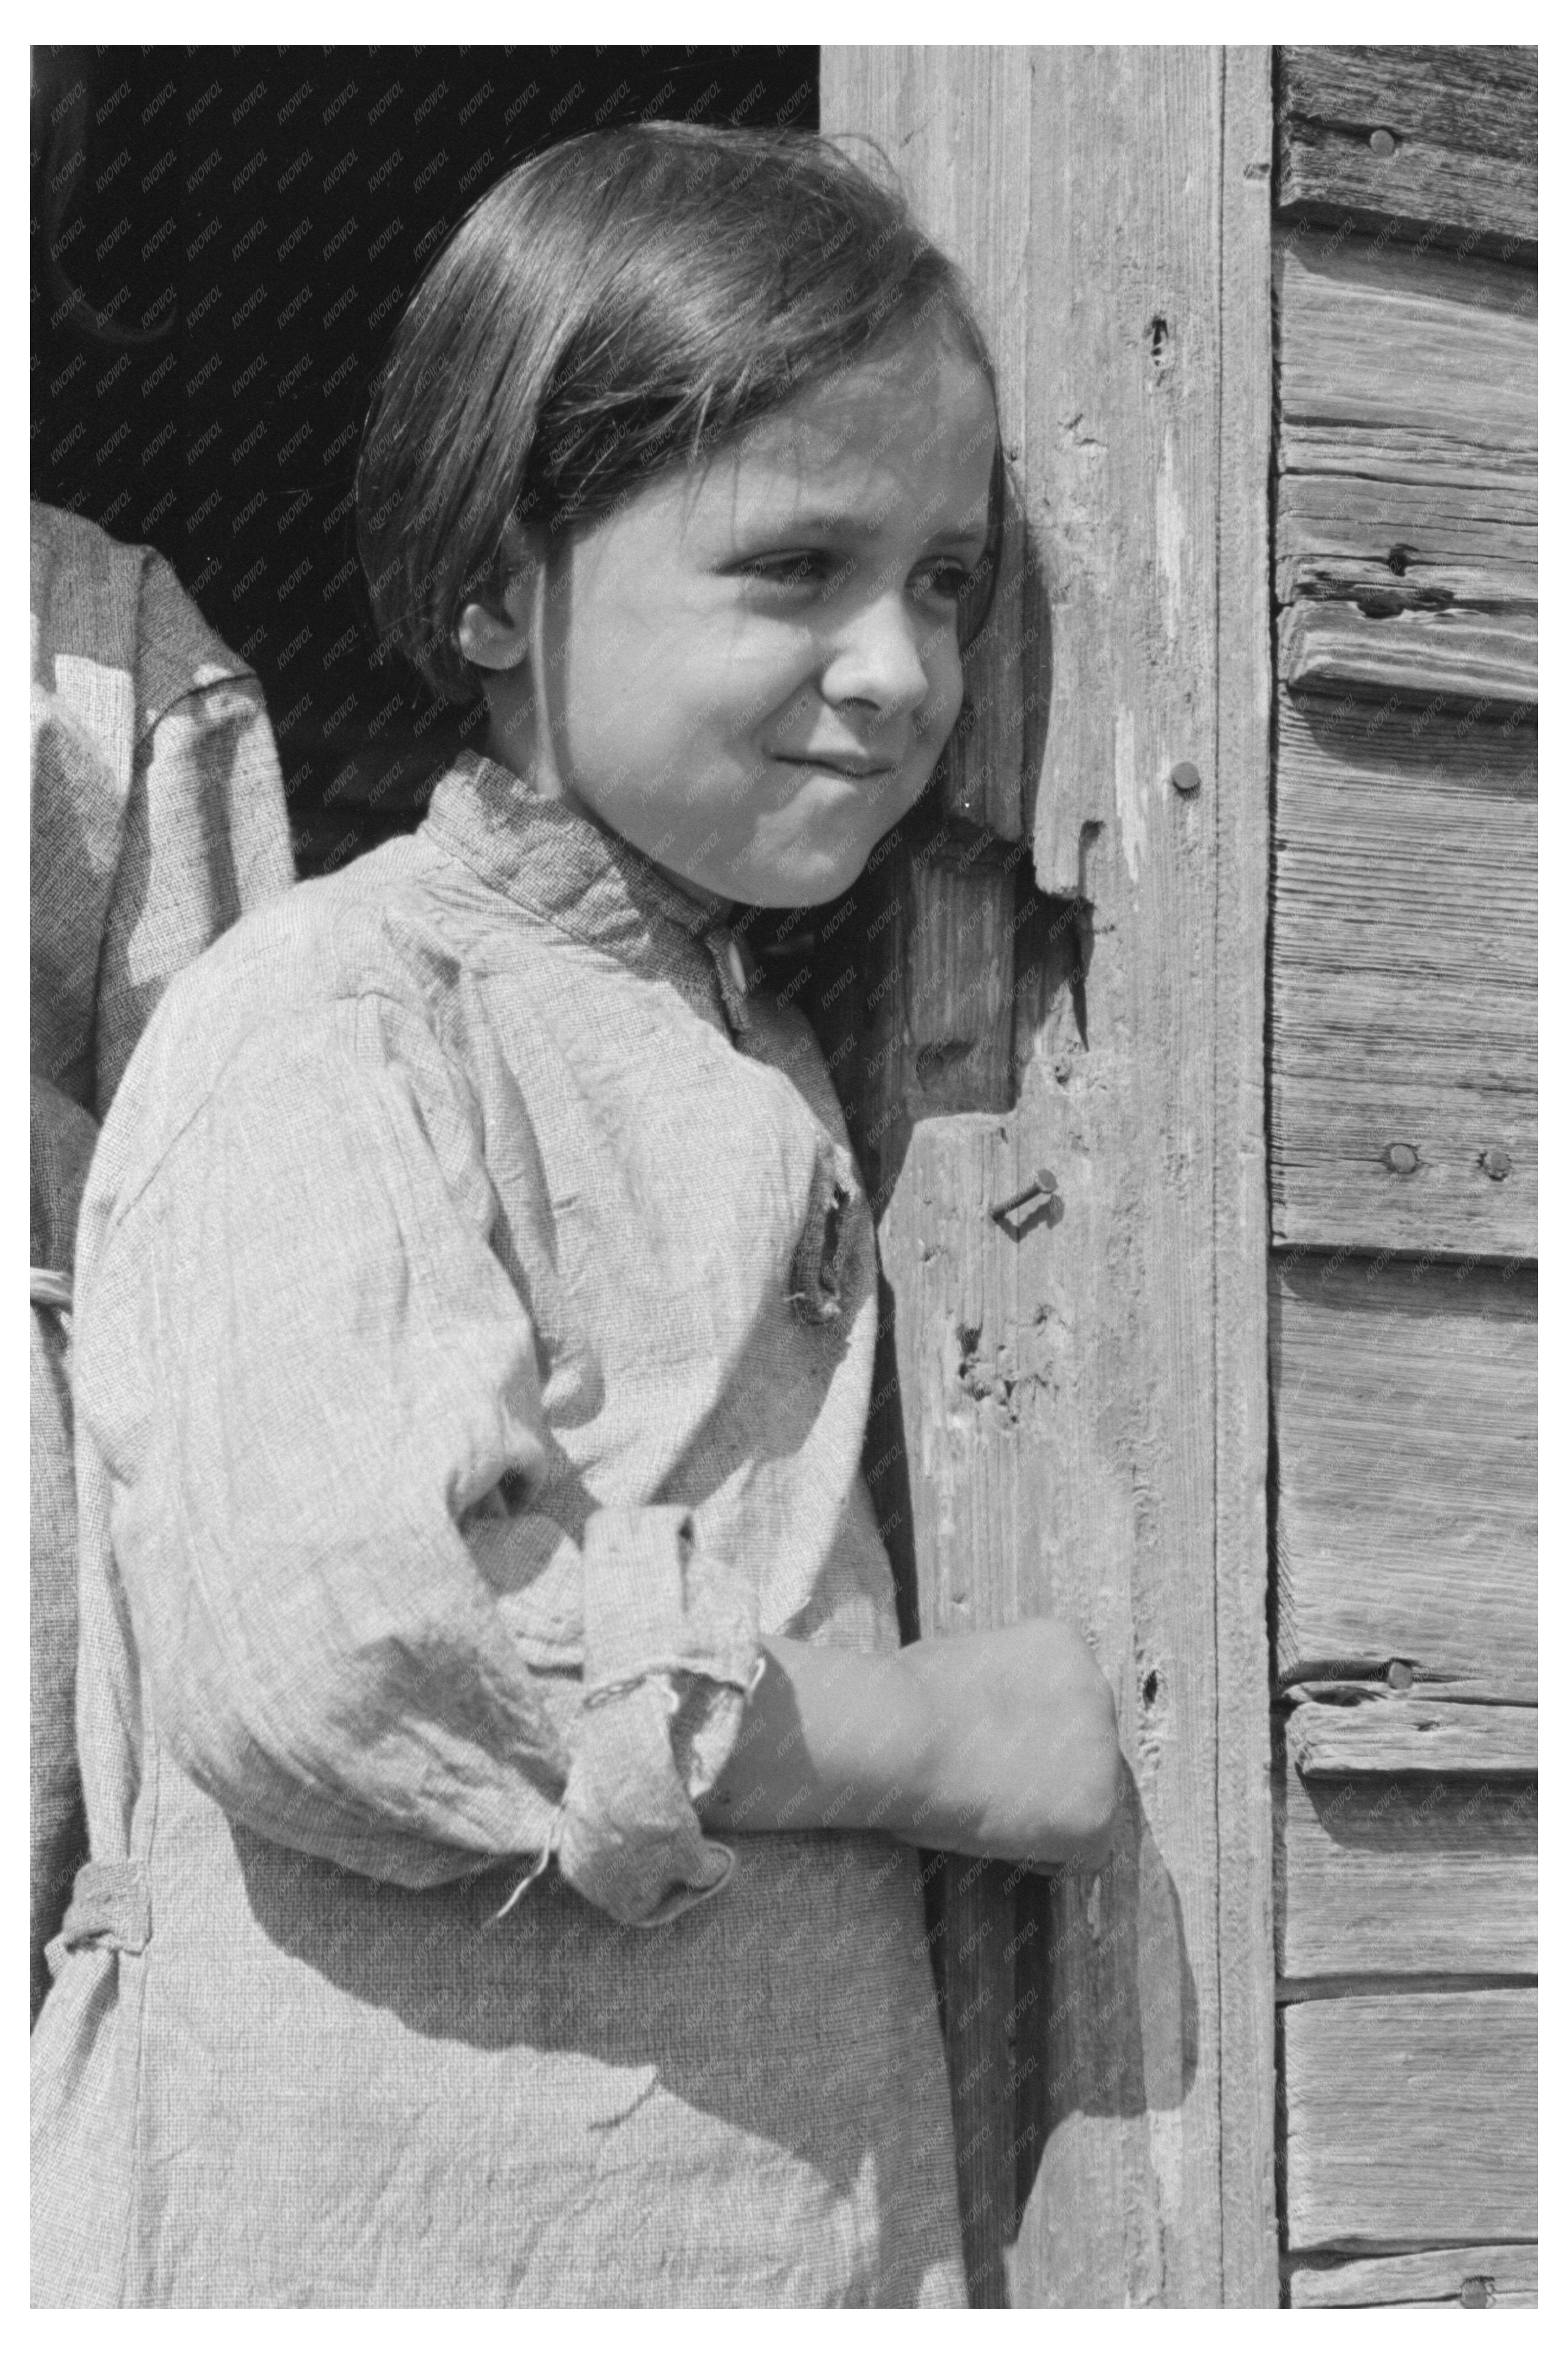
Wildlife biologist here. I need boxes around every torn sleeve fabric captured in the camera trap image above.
[74,992,759,1923]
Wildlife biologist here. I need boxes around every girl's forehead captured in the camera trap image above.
[720,337,996,511]
[753,330,993,453]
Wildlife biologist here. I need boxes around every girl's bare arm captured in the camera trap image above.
[699,1619,1121,1870]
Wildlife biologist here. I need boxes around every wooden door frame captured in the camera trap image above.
[819,46,1277,2305]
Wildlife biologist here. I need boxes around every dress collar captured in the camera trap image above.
[421,750,735,952]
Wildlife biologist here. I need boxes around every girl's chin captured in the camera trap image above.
[738,847,872,908]
[670,811,896,907]
[740,817,898,902]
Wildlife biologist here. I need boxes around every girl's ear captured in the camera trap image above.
[456,523,540,674]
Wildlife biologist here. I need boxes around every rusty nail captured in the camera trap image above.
[1368,128,1398,157]
[1480,1147,1512,1181]
[1382,1143,1419,1175]
[991,1165,1058,1221]
[1170,761,1202,795]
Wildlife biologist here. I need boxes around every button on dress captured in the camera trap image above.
[31,751,967,2306]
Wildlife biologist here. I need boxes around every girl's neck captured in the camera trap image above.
[479,714,736,925]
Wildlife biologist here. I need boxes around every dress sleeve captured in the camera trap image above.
[71,989,759,1927]
[94,555,296,1112]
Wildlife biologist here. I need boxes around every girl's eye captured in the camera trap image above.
[914,560,977,606]
[740,553,979,604]
[741,551,840,592]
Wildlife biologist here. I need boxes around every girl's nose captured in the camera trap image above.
[818,593,931,717]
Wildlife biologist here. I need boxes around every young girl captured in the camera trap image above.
[31,124,1119,2308]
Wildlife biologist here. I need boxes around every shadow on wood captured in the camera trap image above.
[927,1764,1201,2306]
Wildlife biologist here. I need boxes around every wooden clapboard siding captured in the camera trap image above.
[1274,229,1537,706]
[1281,1989,1537,2250]
[1271,702,1537,1258]
[1279,423,1531,493]
[1272,1256,1536,1695]
[1286,2242,1539,2308]
[1276,231,1536,462]
[1268,45,1536,2304]
[1275,46,1537,256]
[1274,473,1536,614]
[1277,604,1536,709]
[1284,1691,1537,1778]
[1274,1766,1536,1981]
[820,43,1277,2309]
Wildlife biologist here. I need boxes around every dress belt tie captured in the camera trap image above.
[50,1860,152,1968]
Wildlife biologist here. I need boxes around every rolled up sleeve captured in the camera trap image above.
[72,987,759,1924]
[560,1507,760,1925]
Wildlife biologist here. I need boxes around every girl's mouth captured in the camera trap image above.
[773,751,897,780]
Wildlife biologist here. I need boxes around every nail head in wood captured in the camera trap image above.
[1368,128,1398,157]
[989,1165,1059,1220]
[1382,1143,1419,1175]
[1170,761,1202,795]
[1480,1147,1512,1181]
[1387,1659,1415,1691]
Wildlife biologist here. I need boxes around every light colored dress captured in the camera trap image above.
[29,502,294,2020]
[31,749,967,2307]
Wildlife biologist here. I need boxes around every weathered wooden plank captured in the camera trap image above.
[1014,43,1229,2310]
[853,833,1025,1201]
[880,1116,1028,1634]
[1276,46,1536,256]
[1212,42,1278,2310]
[1276,228,1536,468]
[1282,1990,1536,2250]
[939,1855,1023,2308]
[901,841,1024,1120]
[1274,1764,1536,1982]
[1282,1971,1534,2005]
[1273,1255,1536,1698]
[1273,223,1537,707]
[1285,1692,1537,1779]
[1279,424,1534,494]
[1271,698,1536,1258]
[1274,471,1536,611]
[1278,601,1535,709]
[1286,2242,1538,2308]
[951,463,1036,844]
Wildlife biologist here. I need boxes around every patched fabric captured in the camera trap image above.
[31,751,966,2307]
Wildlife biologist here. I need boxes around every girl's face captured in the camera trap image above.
[472,317,999,907]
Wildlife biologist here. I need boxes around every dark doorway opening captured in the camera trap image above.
[32,46,820,875]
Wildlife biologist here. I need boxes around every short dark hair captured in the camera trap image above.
[356,122,1000,703]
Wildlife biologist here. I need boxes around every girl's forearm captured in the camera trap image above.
[699,1623,1121,1868]
[699,1637,933,1839]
